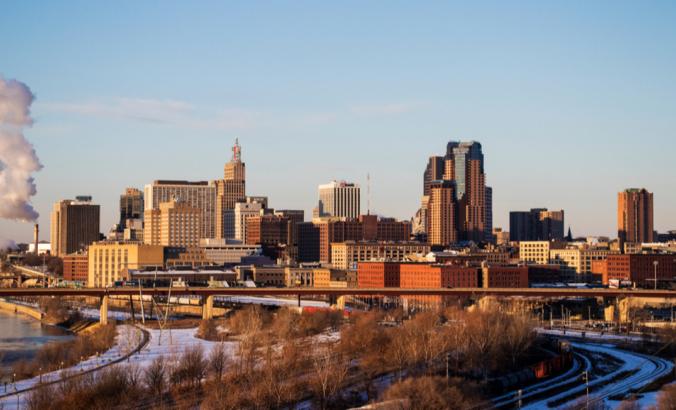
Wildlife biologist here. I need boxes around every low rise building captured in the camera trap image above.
[331,241,430,270]
[592,254,676,287]
[482,265,529,288]
[87,241,164,287]
[199,238,262,265]
[62,253,88,283]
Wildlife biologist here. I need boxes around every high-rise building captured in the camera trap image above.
[485,186,493,242]
[144,199,202,248]
[317,181,361,219]
[423,156,445,196]
[419,141,487,242]
[510,208,565,242]
[119,188,143,230]
[618,188,654,250]
[215,139,247,239]
[427,180,457,247]
[234,200,264,243]
[50,197,101,257]
[144,180,216,239]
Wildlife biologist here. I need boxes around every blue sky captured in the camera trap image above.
[1,1,675,242]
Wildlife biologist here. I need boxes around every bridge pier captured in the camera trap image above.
[336,296,346,310]
[100,295,109,325]
[202,295,214,320]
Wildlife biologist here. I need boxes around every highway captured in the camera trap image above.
[0,287,674,298]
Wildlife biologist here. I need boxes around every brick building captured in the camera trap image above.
[482,265,529,288]
[62,253,89,283]
[357,262,402,288]
[592,254,676,287]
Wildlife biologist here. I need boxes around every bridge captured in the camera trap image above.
[1,287,674,324]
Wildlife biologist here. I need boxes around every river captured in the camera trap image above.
[0,310,72,377]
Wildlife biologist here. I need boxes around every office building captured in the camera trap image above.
[215,139,247,239]
[144,180,216,239]
[593,254,675,287]
[485,186,493,243]
[618,188,654,250]
[50,197,101,257]
[62,253,88,283]
[317,180,361,219]
[427,180,457,247]
[199,239,262,265]
[420,141,488,242]
[510,208,565,242]
[144,199,201,248]
[87,241,164,287]
[234,200,264,243]
[119,188,143,230]
[331,241,430,270]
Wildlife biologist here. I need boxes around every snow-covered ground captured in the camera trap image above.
[523,342,674,410]
[0,325,143,410]
[216,295,329,308]
[538,328,644,343]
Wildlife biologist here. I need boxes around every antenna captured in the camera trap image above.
[367,173,371,215]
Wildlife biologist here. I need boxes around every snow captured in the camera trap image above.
[0,325,143,410]
[538,328,644,343]
[522,342,674,409]
[216,295,329,308]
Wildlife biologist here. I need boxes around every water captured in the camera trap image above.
[0,310,72,374]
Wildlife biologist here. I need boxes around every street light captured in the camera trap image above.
[653,261,659,291]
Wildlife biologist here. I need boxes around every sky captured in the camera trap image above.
[1,1,675,243]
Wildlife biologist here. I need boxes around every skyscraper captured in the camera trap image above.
[423,156,445,196]
[420,140,487,243]
[215,139,247,239]
[618,188,654,250]
[144,199,202,248]
[144,180,216,239]
[485,186,493,243]
[50,196,101,257]
[427,180,457,247]
[234,200,264,243]
[317,181,361,219]
[119,188,143,230]
[509,208,565,242]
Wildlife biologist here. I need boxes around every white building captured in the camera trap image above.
[234,201,264,242]
[200,238,262,265]
[317,180,360,219]
[28,243,51,255]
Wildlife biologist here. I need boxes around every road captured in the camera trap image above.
[0,286,674,298]
[496,341,674,409]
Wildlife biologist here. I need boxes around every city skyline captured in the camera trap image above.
[2,2,676,242]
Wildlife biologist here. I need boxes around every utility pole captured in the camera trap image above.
[583,370,590,409]
[653,260,659,291]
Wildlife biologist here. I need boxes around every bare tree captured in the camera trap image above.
[144,356,168,397]
[209,342,229,381]
[309,342,350,410]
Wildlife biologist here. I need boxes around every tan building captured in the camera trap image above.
[200,238,262,265]
[427,180,457,246]
[252,266,286,287]
[88,241,164,287]
[519,241,553,265]
[144,180,216,240]
[50,197,100,257]
[235,200,263,242]
[285,267,316,287]
[215,139,246,239]
[549,248,611,281]
[330,241,431,270]
[144,199,202,248]
[618,188,654,250]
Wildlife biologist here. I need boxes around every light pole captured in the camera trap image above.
[653,261,659,291]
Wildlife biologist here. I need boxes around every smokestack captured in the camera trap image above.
[33,223,39,255]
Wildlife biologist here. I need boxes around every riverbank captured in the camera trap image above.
[0,298,43,321]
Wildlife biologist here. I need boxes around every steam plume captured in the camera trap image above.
[0,76,42,221]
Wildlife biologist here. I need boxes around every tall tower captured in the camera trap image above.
[427,180,457,247]
[50,197,100,257]
[215,139,247,239]
[618,188,654,251]
[445,141,486,242]
[317,181,361,219]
